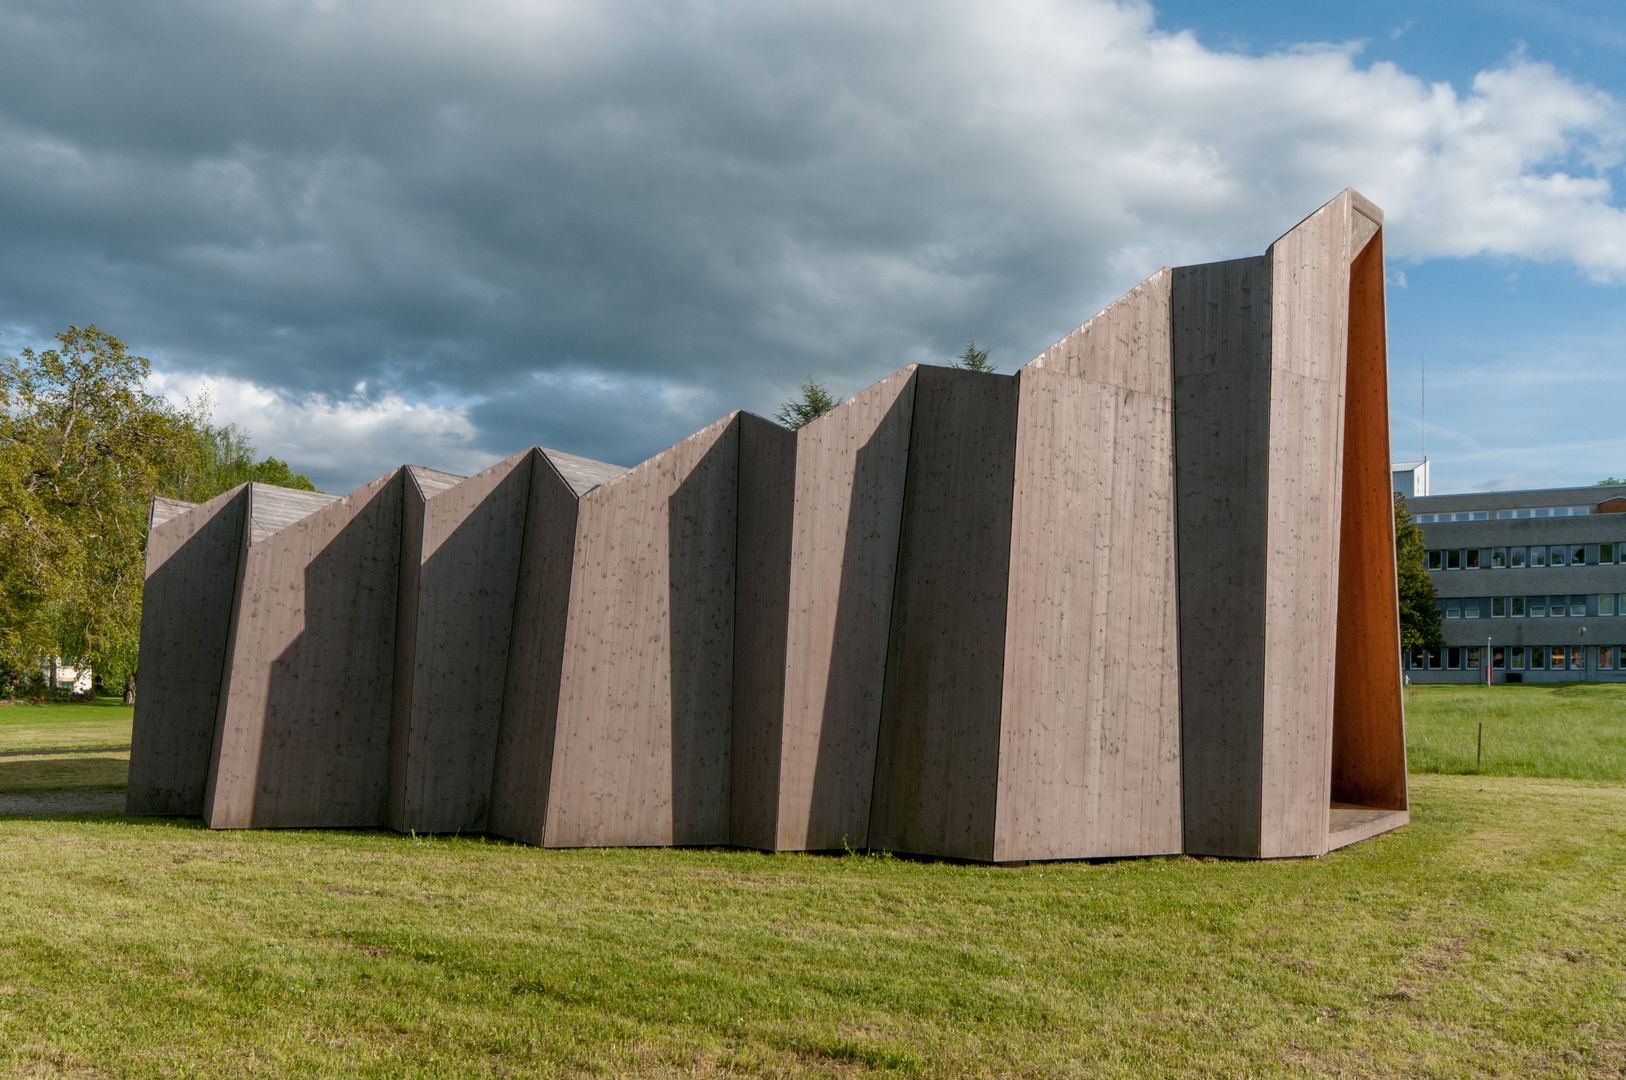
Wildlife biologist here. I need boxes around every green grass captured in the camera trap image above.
[0,776,1620,1077]
[0,695,132,753]
[0,689,1619,1075]
[1405,682,1626,780]
[0,752,128,794]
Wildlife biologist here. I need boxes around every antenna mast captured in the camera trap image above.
[1420,351,1426,463]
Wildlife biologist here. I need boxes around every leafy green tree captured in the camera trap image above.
[1395,493,1443,652]
[952,337,997,373]
[0,327,198,690]
[1596,477,1625,486]
[775,377,842,429]
[165,398,316,501]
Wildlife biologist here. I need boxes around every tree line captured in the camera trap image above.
[1,326,315,700]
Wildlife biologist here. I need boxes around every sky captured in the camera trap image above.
[1,0,1623,495]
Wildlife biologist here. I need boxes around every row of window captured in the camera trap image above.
[1426,544,1620,570]
[1416,506,1593,523]
[1405,645,1617,671]
[1440,594,1626,618]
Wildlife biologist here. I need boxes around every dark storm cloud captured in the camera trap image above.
[1,0,1622,489]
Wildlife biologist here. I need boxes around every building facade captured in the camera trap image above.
[1402,482,1626,683]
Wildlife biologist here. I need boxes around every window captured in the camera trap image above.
[1572,545,1587,566]
[1417,514,1435,523]
[1467,549,1481,569]
[1428,648,1442,669]
[1602,646,1616,670]
[1445,602,1461,619]
[1465,600,1480,618]
[1530,596,1546,618]
[1512,596,1526,617]
[1492,548,1507,568]
[1530,547,1546,567]
[1511,647,1527,670]
[1552,647,1568,670]
[1428,550,1444,570]
[1551,595,1566,618]
[1493,646,1506,669]
[1447,549,1462,570]
[1534,508,1551,518]
[1511,547,1527,568]
[1517,509,1532,519]
[1572,596,1587,617]
[1604,594,1617,616]
[1571,645,1585,670]
[1549,546,1566,567]
[1531,647,1546,669]
[1447,647,1462,669]
[1604,543,1617,565]
[1410,648,1425,669]
[1467,647,1481,669]
[1473,511,1489,520]
[1492,597,1506,617]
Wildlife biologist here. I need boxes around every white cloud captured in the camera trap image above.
[147,370,497,493]
[2,0,1625,473]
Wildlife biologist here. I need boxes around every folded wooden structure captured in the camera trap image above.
[129,189,1407,859]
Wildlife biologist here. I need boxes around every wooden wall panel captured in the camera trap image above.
[204,472,405,829]
[487,450,595,845]
[868,369,1018,862]
[729,414,797,851]
[774,367,917,852]
[1331,226,1409,812]
[127,485,248,816]
[390,454,532,834]
[1258,193,1355,857]
[1172,255,1274,858]
[996,272,1183,861]
[545,416,741,848]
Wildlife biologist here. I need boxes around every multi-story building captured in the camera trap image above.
[1400,479,1626,683]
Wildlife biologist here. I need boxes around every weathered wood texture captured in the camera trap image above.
[1174,188,1403,858]
[545,417,741,847]
[204,473,406,829]
[772,367,918,852]
[487,448,624,846]
[997,271,1183,861]
[127,486,249,816]
[868,368,1019,862]
[1331,221,1409,813]
[390,456,535,835]
[1172,255,1274,857]
[729,413,798,850]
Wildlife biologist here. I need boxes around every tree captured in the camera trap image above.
[775,377,842,429]
[1395,493,1443,652]
[0,327,198,690]
[952,337,997,373]
[164,395,317,501]
[1596,477,1625,486]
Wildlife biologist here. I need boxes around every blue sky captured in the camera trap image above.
[0,0,1622,494]
[1158,0,1626,493]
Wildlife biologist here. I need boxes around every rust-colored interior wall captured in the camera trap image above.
[1330,230,1408,811]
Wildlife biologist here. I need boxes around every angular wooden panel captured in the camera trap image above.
[772,367,918,852]
[127,485,248,816]
[1171,255,1274,858]
[204,473,405,829]
[996,270,1183,861]
[1331,222,1410,817]
[729,413,797,851]
[487,448,624,846]
[390,455,533,835]
[868,368,1018,862]
[545,416,741,847]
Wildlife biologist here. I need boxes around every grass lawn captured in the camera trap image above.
[0,686,1618,1077]
[0,696,132,754]
[1405,682,1626,780]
